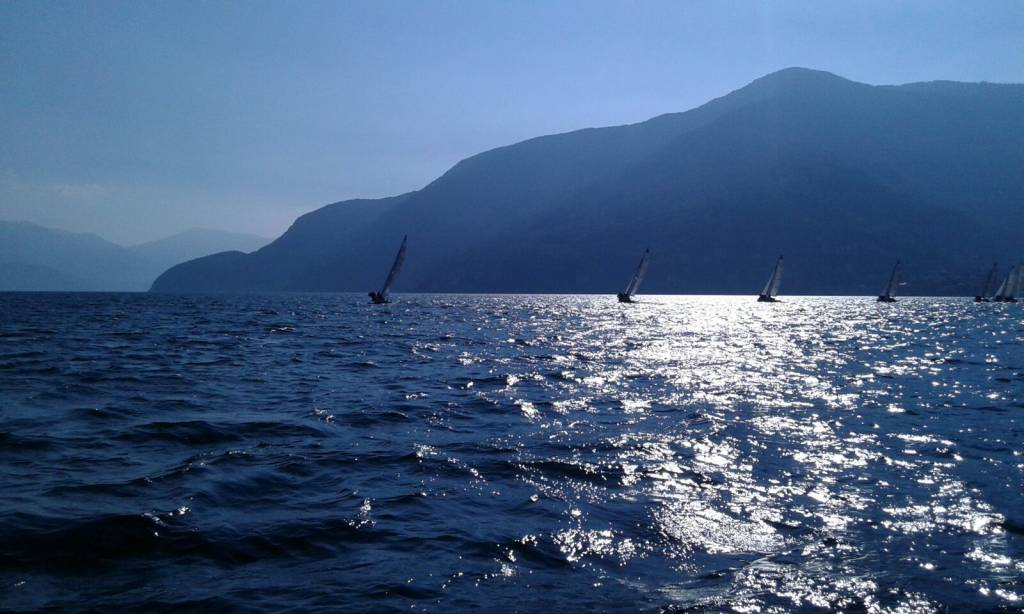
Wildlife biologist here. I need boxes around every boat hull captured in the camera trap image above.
[616,293,634,303]
[757,295,779,303]
[877,296,897,303]
[369,292,389,304]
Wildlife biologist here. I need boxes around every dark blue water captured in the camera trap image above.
[1,293,1022,612]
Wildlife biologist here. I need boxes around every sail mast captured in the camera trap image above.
[770,256,784,297]
[994,272,1009,300]
[761,255,783,297]
[884,258,901,296]
[1008,264,1022,299]
[882,260,901,299]
[981,263,998,298]
[624,249,650,296]
[378,235,408,298]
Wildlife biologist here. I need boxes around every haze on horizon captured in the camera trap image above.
[2,1,1022,244]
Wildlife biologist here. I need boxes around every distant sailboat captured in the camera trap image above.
[877,260,901,302]
[1009,265,1022,303]
[993,263,1022,303]
[757,255,783,302]
[617,249,650,303]
[992,271,1008,302]
[974,263,998,303]
[369,235,407,304]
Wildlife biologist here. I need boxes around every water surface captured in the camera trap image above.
[1,294,1022,611]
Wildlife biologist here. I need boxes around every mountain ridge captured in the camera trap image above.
[152,68,1024,295]
[0,221,270,291]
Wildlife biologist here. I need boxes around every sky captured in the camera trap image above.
[1,1,1022,244]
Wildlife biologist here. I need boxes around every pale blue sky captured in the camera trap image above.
[2,1,1022,243]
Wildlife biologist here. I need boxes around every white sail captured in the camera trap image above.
[881,260,901,298]
[993,273,1009,300]
[624,249,650,296]
[761,256,783,297]
[1008,264,1023,299]
[378,235,408,297]
[994,264,1023,300]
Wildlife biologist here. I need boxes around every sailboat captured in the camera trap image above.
[974,263,998,303]
[877,260,901,302]
[1009,264,1022,303]
[369,235,407,304]
[757,255,783,302]
[617,249,650,303]
[993,263,1022,303]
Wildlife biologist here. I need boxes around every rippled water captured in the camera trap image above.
[1,293,1022,611]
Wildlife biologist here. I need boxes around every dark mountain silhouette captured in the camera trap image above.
[152,68,1024,295]
[0,222,269,290]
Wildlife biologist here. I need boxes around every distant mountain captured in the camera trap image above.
[127,228,269,272]
[0,262,93,292]
[0,222,150,290]
[0,222,269,291]
[153,68,1024,295]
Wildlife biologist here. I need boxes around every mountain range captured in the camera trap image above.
[152,67,1023,295]
[0,222,268,291]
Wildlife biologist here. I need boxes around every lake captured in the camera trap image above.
[1,293,1021,611]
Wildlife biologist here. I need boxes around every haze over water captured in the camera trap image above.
[1,293,1022,611]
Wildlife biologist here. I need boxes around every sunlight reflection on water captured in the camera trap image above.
[0,293,1021,611]
[463,295,1023,611]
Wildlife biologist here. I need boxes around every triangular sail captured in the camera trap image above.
[769,257,784,297]
[994,264,1023,300]
[994,273,1009,299]
[980,263,998,298]
[623,249,650,296]
[761,256,783,297]
[881,260,901,298]
[1008,264,1023,299]
[378,235,407,297]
